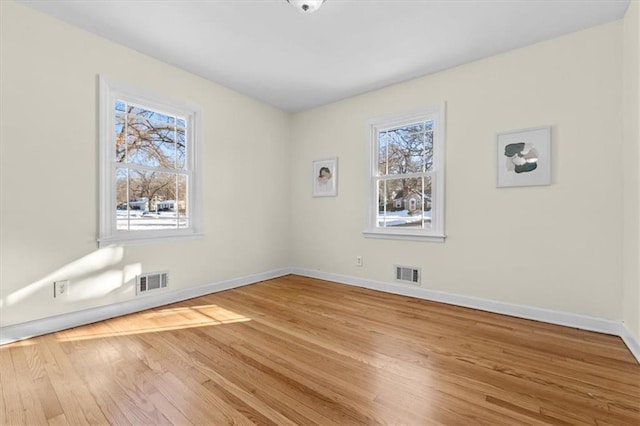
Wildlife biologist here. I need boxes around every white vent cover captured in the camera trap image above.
[395,265,421,286]
[136,271,168,295]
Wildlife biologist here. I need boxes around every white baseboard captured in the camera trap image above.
[619,322,640,363]
[3,266,639,364]
[291,268,640,364]
[0,268,290,346]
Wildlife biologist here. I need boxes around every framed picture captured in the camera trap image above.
[312,157,338,197]
[496,126,551,187]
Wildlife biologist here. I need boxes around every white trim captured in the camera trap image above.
[0,268,290,346]
[365,103,446,241]
[362,230,445,242]
[619,322,640,363]
[290,268,637,361]
[98,75,203,247]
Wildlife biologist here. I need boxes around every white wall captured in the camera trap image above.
[290,22,624,320]
[623,0,640,342]
[0,1,291,327]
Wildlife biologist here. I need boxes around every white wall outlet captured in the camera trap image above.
[54,280,69,298]
[356,256,363,267]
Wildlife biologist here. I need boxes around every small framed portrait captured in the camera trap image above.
[312,157,338,197]
[496,126,551,188]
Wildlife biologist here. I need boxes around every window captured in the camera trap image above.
[99,76,202,246]
[364,105,445,242]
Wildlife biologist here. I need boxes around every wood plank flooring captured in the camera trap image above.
[1,275,639,425]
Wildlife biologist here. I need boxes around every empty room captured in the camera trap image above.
[1,0,639,424]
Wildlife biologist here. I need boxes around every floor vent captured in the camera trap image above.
[137,271,168,295]
[395,266,421,286]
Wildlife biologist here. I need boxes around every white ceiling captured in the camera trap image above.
[20,0,629,112]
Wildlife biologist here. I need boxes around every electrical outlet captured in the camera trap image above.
[356,256,363,267]
[54,280,69,298]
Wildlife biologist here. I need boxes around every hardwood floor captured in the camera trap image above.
[1,275,639,425]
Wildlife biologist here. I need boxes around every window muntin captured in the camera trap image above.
[114,101,189,232]
[99,77,201,246]
[366,106,445,242]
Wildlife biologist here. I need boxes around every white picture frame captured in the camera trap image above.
[496,126,551,188]
[312,157,338,197]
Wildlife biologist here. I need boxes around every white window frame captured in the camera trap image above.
[98,76,203,246]
[364,104,446,242]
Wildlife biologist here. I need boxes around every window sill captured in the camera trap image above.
[98,232,204,248]
[362,230,445,243]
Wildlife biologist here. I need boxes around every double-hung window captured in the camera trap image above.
[98,76,202,246]
[364,105,446,242]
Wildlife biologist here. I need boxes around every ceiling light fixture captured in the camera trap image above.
[287,0,325,14]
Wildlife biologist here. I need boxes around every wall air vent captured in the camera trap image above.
[395,265,421,286]
[136,271,168,295]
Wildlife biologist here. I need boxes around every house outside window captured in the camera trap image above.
[364,105,446,242]
[99,76,202,246]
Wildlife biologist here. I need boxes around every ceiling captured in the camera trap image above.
[19,0,630,112]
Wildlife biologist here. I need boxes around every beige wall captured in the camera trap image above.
[291,21,624,320]
[0,1,633,333]
[623,0,640,341]
[0,2,291,326]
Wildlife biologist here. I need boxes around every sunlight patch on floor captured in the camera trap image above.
[57,304,251,342]
[0,339,37,349]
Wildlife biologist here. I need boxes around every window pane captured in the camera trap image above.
[129,106,175,127]
[116,168,130,230]
[424,130,434,172]
[380,122,433,175]
[176,127,186,169]
[378,131,388,175]
[377,177,432,229]
[115,113,126,163]
[116,170,186,231]
[176,174,189,228]
[114,103,182,168]
[126,119,177,169]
